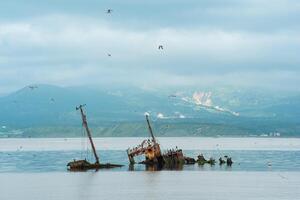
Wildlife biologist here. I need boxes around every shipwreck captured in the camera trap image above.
[67,104,123,171]
[126,114,195,169]
[126,114,164,166]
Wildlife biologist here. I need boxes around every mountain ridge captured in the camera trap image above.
[0,84,299,137]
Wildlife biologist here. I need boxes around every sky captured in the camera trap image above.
[0,0,300,94]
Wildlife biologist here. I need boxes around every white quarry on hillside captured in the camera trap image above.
[181,91,240,116]
[192,91,213,106]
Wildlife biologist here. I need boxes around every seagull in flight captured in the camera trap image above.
[158,45,164,50]
[28,85,38,90]
[106,9,113,14]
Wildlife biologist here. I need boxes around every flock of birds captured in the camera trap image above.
[12,8,164,104]
[12,85,56,104]
[8,7,168,105]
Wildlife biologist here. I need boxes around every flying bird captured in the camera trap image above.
[278,173,288,180]
[106,9,113,14]
[158,45,164,50]
[28,85,38,90]
[107,53,111,57]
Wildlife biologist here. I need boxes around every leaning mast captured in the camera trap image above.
[145,114,156,144]
[76,104,100,164]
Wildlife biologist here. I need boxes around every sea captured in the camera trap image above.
[0,137,300,200]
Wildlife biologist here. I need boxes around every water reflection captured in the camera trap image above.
[144,162,184,171]
[128,164,134,171]
[128,162,225,171]
[128,163,179,171]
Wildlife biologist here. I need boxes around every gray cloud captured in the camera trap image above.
[0,1,299,93]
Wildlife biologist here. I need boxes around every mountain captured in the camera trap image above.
[0,84,299,137]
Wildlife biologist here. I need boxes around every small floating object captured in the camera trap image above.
[184,156,196,164]
[207,157,216,165]
[106,9,113,14]
[197,154,207,165]
[197,154,216,165]
[226,157,233,166]
[17,146,23,151]
[219,157,226,165]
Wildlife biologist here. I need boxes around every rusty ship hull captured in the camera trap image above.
[67,160,123,171]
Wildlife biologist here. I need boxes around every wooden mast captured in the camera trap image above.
[145,114,156,144]
[76,104,100,164]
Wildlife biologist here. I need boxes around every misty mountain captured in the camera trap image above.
[0,84,299,137]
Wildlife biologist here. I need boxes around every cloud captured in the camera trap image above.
[0,0,299,94]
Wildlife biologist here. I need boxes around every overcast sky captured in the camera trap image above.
[0,0,299,93]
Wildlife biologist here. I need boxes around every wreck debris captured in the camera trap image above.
[67,104,123,171]
[126,114,201,169]
[184,156,196,165]
[197,154,207,165]
[127,114,164,166]
[163,148,185,167]
[126,113,235,170]
[207,157,216,165]
[227,157,233,166]
[219,157,226,165]
[126,114,185,168]
[197,154,233,166]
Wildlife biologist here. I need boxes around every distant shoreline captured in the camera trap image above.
[1,136,299,138]
[1,137,300,151]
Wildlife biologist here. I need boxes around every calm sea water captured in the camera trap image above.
[0,150,299,172]
[1,172,300,200]
[1,137,300,172]
[1,137,300,200]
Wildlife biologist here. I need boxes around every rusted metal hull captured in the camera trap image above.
[127,140,162,164]
[137,149,193,170]
[67,160,123,171]
[126,115,233,170]
[163,150,185,165]
[128,142,197,170]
